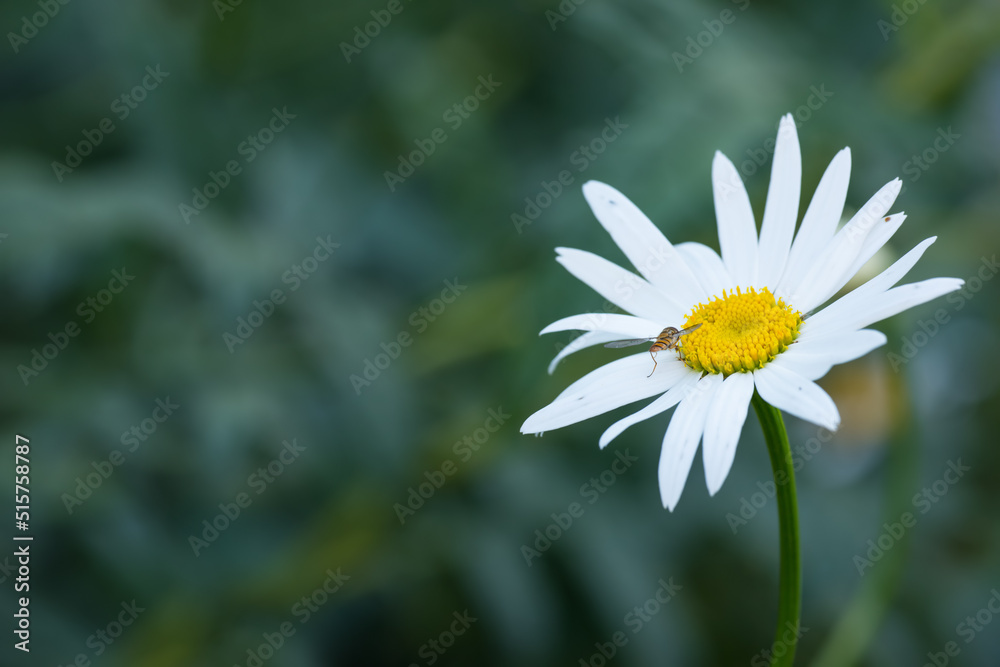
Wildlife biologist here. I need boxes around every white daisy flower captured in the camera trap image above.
[522,114,964,511]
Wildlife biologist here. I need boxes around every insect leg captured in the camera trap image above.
[647,348,658,378]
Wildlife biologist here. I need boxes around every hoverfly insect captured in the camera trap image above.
[604,323,703,378]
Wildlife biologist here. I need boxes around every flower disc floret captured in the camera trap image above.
[680,286,802,375]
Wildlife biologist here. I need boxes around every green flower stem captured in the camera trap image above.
[751,390,801,667]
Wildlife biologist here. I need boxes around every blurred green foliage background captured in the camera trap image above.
[1,0,999,665]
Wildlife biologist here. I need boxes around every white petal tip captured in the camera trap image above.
[582,181,625,210]
[538,323,560,336]
[582,180,612,195]
[933,278,965,293]
[598,424,622,450]
[819,411,842,432]
[660,483,682,511]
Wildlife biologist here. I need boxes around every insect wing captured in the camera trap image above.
[676,323,702,337]
[603,337,655,349]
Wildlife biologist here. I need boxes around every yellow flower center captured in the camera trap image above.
[678,286,802,376]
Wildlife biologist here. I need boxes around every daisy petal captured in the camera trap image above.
[753,364,840,431]
[757,115,801,289]
[770,354,832,383]
[540,313,662,338]
[521,355,688,434]
[781,329,887,372]
[790,178,903,313]
[598,372,700,449]
[801,277,964,339]
[557,352,686,400]
[675,242,735,299]
[555,248,685,323]
[712,152,758,286]
[583,181,706,305]
[843,213,906,285]
[659,373,723,510]
[702,372,755,496]
[801,237,937,334]
[808,212,908,310]
[776,148,851,297]
[547,331,623,375]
